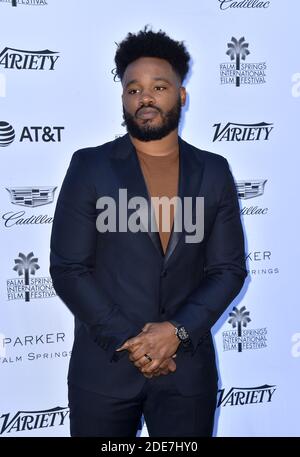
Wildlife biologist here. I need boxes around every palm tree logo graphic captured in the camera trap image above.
[228,306,251,352]
[13,252,40,302]
[226,37,250,87]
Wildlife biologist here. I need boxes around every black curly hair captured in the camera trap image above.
[114,26,190,83]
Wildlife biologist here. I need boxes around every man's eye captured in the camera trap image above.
[128,89,139,94]
[155,86,166,91]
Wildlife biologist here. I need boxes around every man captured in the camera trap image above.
[50,27,247,437]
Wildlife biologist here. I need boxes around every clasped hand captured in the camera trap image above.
[116,321,180,378]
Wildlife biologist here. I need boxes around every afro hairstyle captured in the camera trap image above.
[114,26,190,83]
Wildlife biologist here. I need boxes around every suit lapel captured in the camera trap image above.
[110,134,164,258]
[164,138,205,265]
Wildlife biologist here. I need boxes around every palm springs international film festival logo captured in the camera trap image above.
[222,306,267,352]
[220,37,266,86]
[217,384,276,407]
[1,0,47,5]
[0,47,59,70]
[6,252,56,302]
[3,187,56,228]
[0,407,69,435]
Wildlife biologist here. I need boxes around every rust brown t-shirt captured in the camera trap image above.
[136,147,179,254]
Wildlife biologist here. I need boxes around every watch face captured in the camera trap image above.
[178,326,189,341]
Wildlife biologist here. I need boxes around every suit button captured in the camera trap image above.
[160,308,166,314]
[160,269,167,278]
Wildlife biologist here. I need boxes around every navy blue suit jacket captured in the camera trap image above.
[50,134,247,398]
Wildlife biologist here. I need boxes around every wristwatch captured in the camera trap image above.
[169,320,191,347]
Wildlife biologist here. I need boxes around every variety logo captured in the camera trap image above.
[0,407,69,435]
[220,37,266,86]
[246,249,279,276]
[222,306,267,352]
[212,122,273,142]
[292,73,300,98]
[1,0,48,5]
[0,47,59,70]
[218,0,270,10]
[0,121,64,144]
[0,332,72,365]
[7,252,56,302]
[3,186,56,228]
[237,179,268,215]
[0,74,5,97]
[0,121,15,146]
[291,333,300,358]
[217,385,276,407]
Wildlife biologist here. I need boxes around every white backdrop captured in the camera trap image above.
[0,0,299,437]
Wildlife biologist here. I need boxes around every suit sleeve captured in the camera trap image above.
[50,150,141,362]
[171,158,247,351]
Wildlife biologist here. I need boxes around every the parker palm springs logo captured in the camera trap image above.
[246,249,279,277]
[222,306,267,352]
[7,252,55,301]
[220,37,266,86]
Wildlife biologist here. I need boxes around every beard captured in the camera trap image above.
[122,96,182,142]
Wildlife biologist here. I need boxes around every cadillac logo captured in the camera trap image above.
[6,187,57,207]
[236,180,267,199]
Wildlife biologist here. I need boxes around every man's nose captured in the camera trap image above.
[139,90,155,105]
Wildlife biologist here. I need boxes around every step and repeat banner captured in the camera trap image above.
[0,0,299,437]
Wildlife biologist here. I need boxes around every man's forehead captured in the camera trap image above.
[122,57,179,83]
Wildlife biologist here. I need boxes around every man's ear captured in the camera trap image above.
[180,86,187,106]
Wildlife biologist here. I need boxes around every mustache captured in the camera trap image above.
[135,105,162,117]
